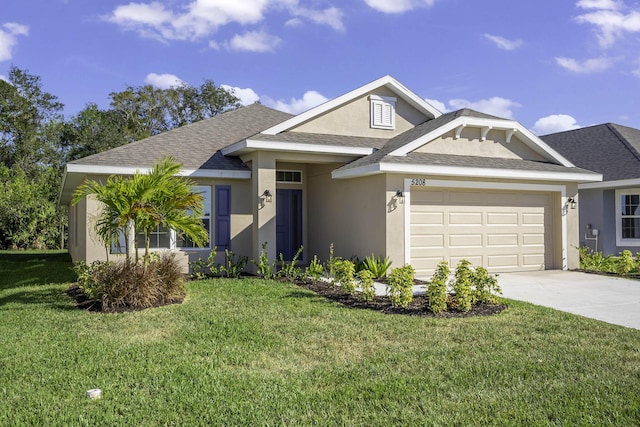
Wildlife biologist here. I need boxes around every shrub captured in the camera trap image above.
[305,255,324,281]
[189,247,218,279]
[616,250,635,275]
[75,253,185,311]
[333,259,356,295]
[453,259,474,312]
[472,266,502,305]
[357,270,376,302]
[361,254,392,278]
[326,243,339,281]
[219,249,248,278]
[278,246,304,280]
[428,261,449,314]
[387,265,415,308]
[255,242,276,280]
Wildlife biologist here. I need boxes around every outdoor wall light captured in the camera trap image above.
[262,189,272,203]
[395,190,405,204]
[567,197,577,209]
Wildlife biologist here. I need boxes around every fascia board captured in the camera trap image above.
[579,177,640,190]
[332,161,602,182]
[261,76,441,136]
[57,164,69,205]
[223,138,375,156]
[64,163,251,179]
[387,116,576,168]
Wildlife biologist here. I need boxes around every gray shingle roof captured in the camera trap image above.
[70,104,293,170]
[540,123,640,181]
[252,132,388,149]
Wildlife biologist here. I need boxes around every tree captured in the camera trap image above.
[72,157,208,265]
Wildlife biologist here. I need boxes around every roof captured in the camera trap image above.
[69,103,293,171]
[541,123,640,181]
[251,132,388,149]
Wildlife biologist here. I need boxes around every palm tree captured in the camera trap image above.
[72,156,209,266]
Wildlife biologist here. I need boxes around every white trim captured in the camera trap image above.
[331,161,601,183]
[222,138,375,156]
[276,169,303,184]
[615,188,640,247]
[387,116,576,167]
[64,163,251,179]
[261,75,441,135]
[580,177,638,190]
[402,178,568,270]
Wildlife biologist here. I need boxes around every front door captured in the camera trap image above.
[276,189,303,260]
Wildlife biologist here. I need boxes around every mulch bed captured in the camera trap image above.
[65,284,184,313]
[293,278,507,318]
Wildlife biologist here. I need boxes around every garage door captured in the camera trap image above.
[410,188,554,275]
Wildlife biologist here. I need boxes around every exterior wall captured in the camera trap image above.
[415,129,548,162]
[578,188,605,253]
[290,87,426,138]
[307,164,387,261]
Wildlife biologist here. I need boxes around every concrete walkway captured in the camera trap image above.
[497,270,640,330]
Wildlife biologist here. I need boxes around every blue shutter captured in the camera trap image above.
[215,186,231,251]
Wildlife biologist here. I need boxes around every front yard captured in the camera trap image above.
[1,252,639,425]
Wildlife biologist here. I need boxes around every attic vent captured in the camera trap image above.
[369,95,396,130]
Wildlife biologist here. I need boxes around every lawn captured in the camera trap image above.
[1,252,639,425]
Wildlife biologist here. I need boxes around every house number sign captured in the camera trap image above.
[410,178,427,186]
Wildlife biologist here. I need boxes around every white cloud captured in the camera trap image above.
[555,56,614,73]
[424,98,448,113]
[144,72,186,89]
[532,114,581,135]
[229,30,281,52]
[221,84,260,105]
[448,97,521,119]
[208,40,220,50]
[483,34,523,51]
[105,1,345,43]
[0,22,29,62]
[364,0,436,14]
[575,0,640,48]
[0,74,8,82]
[263,90,328,114]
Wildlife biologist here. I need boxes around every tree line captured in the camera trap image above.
[0,66,240,250]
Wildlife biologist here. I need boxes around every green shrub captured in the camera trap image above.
[472,266,502,305]
[255,242,276,280]
[278,246,304,280]
[428,261,449,314]
[386,265,415,308]
[305,255,324,281]
[333,259,356,295]
[453,259,474,312]
[578,246,640,276]
[219,249,247,278]
[326,243,339,281]
[76,253,185,311]
[357,269,376,302]
[616,250,635,275]
[73,260,111,299]
[189,247,218,279]
[361,253,392,278]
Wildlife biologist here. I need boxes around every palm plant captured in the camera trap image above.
[72,156,209,266]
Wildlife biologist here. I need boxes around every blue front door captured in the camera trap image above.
[276,189,303,261]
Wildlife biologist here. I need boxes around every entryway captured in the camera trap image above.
[276,189,303,260]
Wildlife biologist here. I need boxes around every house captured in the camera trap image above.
[58,76,601,275]
[541,123,640,256]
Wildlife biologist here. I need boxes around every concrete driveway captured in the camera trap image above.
[498,270,640,330]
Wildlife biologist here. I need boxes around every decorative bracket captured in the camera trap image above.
[505,128,517,143]
[481,126,492,141]
[454,124,466,139]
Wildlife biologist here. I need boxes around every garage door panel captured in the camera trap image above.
[411,188,553,274]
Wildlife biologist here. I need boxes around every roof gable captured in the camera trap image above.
[541,123,640,181]
[260,75,442,136]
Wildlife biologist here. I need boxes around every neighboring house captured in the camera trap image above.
[59,76,601,275]
[542,123,640,256]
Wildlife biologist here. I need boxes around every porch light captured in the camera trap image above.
[395,190,405,204]
[567,197,577,209]
[262,189,272,203]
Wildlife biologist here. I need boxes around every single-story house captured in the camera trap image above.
[542,123,640,255]
[59,76,601,275]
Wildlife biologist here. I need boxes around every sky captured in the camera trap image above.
[2,0,640,135]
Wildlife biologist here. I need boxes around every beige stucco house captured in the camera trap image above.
[59,76,602,275]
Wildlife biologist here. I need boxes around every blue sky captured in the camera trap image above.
[2,0,639,135]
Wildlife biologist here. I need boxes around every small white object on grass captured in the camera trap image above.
[86,388,102,399]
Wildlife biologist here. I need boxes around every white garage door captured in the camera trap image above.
[410,188,554,275]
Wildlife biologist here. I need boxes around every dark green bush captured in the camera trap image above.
[387,264,415,308]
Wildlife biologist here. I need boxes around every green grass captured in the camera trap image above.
[1,252,640,425]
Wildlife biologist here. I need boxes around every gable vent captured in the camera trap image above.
[370,95,396,130]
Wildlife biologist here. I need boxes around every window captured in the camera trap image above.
[369,95,396,129]
[137,225,171,249]
[177,185,211,249]
[616,189,640,246]
[276,170,302,183]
